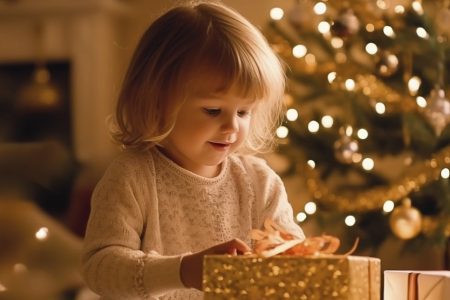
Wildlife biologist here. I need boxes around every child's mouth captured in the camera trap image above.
[209,141,231,150]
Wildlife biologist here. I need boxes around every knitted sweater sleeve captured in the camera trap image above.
[242,155,305,240]
[81,153,185,299]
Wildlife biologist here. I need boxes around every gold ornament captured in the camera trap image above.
[376,51,399,77]
[423,88,450,136]
[389,198,422,240]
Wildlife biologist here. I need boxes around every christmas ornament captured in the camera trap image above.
[334,128,360,164]
[331,9,360,38]
[376,51,399,77]
[423,88,450,136]
[389,198,422,240]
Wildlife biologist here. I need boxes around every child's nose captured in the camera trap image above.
[221,114,239,133]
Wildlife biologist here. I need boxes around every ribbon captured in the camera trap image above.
[251,218,359,258]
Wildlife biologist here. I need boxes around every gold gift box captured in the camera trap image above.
[203,255,380,300]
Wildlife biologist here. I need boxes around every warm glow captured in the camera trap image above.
[35,227,49,241]
[365,43,378,55]
[296,212,307,222]
[383,26,395,38]
[313,2,327,15]
[416,27,429,39]
[318,21,330,34]
[304,201,317,214]
[286,108,299,121]
[408,76,421,95]
[416,96,427,108]
[376,0,387,10]
[308,120,320,133]
[327,72,337,83]
[366,23,375,32]
[383,200,395,213]
[331,37,344,49]
[362,157,375,170]
[394,5,405,14]
[305,53,316,65]
[441,168,450,179]
[307,160,316,169]
[357,128,369,139]
[321,115,334,128]
[270,7,284,20]
[345,215,356,226]
[292,44,307,58]
[345,79,356,91]
[412,1,424,14]
[276,126,289,138]
[375,102,386,114]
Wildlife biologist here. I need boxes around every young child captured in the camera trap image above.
[81,1,304,299]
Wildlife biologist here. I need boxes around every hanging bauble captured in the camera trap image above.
[331,9,360,38]
[436,6,450,38]
[334,129,360,164]
[376,51,399,77]
[389,198,422,240]
[423,88,450,136]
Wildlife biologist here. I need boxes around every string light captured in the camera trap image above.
[365,43,378,55]
[345,215,356,226]
[362,157,375,170]
[327,72,337,83]
[357,128,368,139]
[408,76,421,96]
[441,168,450,179]
[292,44,307,58]
[307,160,316,169]
[313,2,327,15]
[308,120,320,133]
[318,21,331,34]
[296,212,307,222]
[394,5,405,14]
[383,26,395,38]
[376,0,387,10]
[321,115,334,128]
[383,200,395,213]
[286,108,299,121]
[416,27,429,39]
[366,24,375,32]
[270,7,284,20]
[304,201,317,214]
[345,79,356,91]
[375,102,386,114]
[331,37,344,49]
[416,96,427,108]
[276,126,289,138]
[35,227,49,241]
[411,1,424,15]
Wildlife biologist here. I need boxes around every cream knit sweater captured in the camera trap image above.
[81,147,304,300]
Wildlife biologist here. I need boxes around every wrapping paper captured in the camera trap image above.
[384,270,450,300]
[203,255,380,300]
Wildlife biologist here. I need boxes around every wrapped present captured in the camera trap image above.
[203,219,380,299]
[203,254,381,299]
[384,270,450,300]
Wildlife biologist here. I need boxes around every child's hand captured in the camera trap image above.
[179,238,251,290]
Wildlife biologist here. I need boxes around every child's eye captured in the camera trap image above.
[203,108,221,116]
[238,110,250,117]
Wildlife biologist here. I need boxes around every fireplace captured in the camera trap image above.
[0,0,129,170]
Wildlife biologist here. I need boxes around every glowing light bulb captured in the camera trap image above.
[321,115,334,128]
[327,72,337,84]
[313,2,327,15]
[296,212,307,222]
[331,37,344,49]
[412,1,423,14]
[345,79,355,91]
[416,27,429,39]
[270,7,284,20]
[292,44,307,58]
[305,201,317,214]
[416,96,427,108]
[441,168,450,179]
[286,108,299,121]
[307,160,316,169]
[362,158,375,170]
[308,120,320,133]
[383,26,395,38]
[394,5,405,14]
[375,102,386,114]
[276,126,289,138]
[345,215,356,226]
[383,200,395,213]
[366,24,375,32]
[357,128,368,139]
[408,76,421,96]
[318,21,330,34]
[35,227,49,241]
[365,43,378,55]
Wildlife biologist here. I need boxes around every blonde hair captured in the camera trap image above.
[112,0,286,154]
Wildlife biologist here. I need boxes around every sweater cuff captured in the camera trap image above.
[143,254,186,296]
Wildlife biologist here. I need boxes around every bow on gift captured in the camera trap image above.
[251,219,358,258]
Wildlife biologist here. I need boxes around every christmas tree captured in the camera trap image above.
[265,0,450,265]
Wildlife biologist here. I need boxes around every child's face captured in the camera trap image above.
[161,86,256,177]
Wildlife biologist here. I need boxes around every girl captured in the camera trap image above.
[81,1,304,299]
